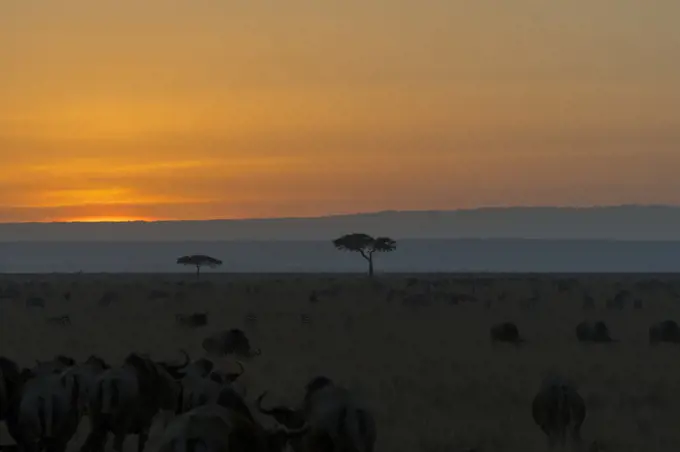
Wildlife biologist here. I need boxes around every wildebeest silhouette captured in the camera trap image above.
[606,289,630,310]
[202,329,261,358]
[581,293,595,310]
[175,312,208,328]
[575,321,616,343]
[649,320,680,344]
[490,322,523,344]
[532,376,586,448]
[98,291,118,307]
[257,376,376,452]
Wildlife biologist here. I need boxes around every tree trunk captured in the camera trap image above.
[196,265,201,279]
[368,256,374,277]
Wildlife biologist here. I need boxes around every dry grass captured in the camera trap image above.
[2,273,680,452]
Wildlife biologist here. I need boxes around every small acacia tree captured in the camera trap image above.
[177,255,223,279]
[332,233,397,276]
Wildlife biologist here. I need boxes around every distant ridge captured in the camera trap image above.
[1,205,680,242]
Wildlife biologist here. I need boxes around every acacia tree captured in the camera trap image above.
[176,255,223,279]
[332,233,397,276]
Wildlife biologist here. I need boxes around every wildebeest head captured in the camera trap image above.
[185,358,245,384]
[85,355,110,371]
[256,391,307,430]
[123,352,185,411]
[224,360,245,383]
[155,349,191,379]
[305,376,333,394]
[184,358,214,378]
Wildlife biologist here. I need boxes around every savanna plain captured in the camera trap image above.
[2,273,680,452]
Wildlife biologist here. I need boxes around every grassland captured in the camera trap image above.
[1,273,680,451]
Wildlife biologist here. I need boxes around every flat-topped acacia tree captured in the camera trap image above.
[177,255,223,279]
[332,233,397,276]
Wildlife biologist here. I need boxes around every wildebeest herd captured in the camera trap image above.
[2,274,680,451]
[0,338,607,452]
[0,343,377,452]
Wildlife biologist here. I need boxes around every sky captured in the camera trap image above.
[1,1,680,223]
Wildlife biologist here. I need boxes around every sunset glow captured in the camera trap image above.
[63,216,155,223]
[2,1,680,223]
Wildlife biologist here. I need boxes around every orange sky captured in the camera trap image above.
[2,1,680,222]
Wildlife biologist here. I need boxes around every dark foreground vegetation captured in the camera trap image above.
[2,273,680,451]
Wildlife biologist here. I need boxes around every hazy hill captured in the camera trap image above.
[1,206,680,242]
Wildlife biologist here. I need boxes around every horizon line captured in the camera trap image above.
[2,203,679,225]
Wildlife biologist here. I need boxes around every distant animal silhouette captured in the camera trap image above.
[46,315,71,326]
[575,321,616,343]
[532,376,586,448]
[175,312,208,328]
[490,322,523,344]
[649,320,680,344]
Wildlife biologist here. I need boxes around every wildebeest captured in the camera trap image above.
[202,329,261,358]
[3,356,103,452]
[175,312,208,328]
[0,357,22,422]
[7,364,86,452]
[146,403,309,452]
[31,356,76,377]
[63,356,110,416]
[257,376,377,452]
[176,359,247,415]
[581,293,595,310]
[606,289,630,310]
[490,322,523,344]
[649,320,680,344]
[1,354,75,426]
[531,376,586,448]
[98,291,117,307]
[575,321,616,343]
[80,350,190,452]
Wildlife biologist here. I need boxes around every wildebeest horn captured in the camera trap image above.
[256,391,288,415]
[225,360,245,382]
[158,349,190,372]
[257,391,275,415]
[281,422,310,437]
[177,349,190,367]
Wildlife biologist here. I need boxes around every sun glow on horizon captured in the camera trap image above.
[59,216,158,223]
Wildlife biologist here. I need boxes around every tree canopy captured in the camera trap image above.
[177,255,223,278]
[332,233,397,276]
